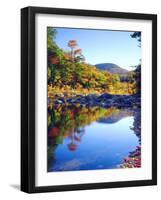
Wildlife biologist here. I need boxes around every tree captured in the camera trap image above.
[68,40,78,61]
[47,27,58,52]
[67,40,85,62]
[133,64,141,94]
[131,32,141,47]
[131,32,141,94]
[74,48,84,62]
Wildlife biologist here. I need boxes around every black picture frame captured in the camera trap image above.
[21,6,157,193]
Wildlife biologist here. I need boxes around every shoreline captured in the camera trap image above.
[48,93,141,108]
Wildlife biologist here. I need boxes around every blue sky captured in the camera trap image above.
[54,27,141,71]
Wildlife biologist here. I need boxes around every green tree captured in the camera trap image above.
[131,32,141,47]
[131,31,141,94]
[47,27,58,52]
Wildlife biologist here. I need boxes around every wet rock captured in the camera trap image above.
[55,99,64,104]
[53,93,141,108]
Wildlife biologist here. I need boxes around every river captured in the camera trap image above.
[47,105,141,172]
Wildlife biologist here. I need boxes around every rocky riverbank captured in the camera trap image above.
[49,93,141,108]
[120,146,141,168]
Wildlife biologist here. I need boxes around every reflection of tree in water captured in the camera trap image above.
[120,108,141,168]
[68,127,85,151]
[131,109,141,144]
[48,128,85,170]
[47,105,126,171]
[47,104,141,171]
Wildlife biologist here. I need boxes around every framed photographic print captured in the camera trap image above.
[21,6,157,193]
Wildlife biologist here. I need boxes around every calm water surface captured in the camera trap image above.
[47,105,140,172]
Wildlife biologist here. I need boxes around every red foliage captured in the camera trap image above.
[74,48,82,55]
[49,127,60,137]
[68,40,78,48]
[68,143,78,151]
[49,55,59,64]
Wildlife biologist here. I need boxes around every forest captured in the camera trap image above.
[47,27,141,99]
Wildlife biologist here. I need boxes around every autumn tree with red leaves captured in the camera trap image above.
[68,40,85,62]
[68,40,78,61]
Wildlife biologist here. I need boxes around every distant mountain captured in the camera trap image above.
[95,63,129,75]
[98,109,133,124]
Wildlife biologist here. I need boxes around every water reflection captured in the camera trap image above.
[47,104,141,172]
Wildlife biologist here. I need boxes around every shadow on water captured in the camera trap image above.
[47,104,141,172]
